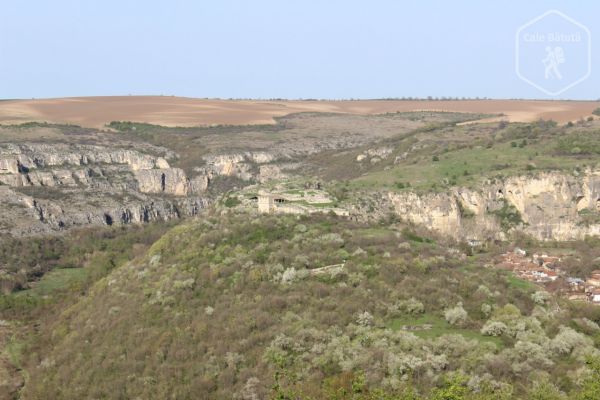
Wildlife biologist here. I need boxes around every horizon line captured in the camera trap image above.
[2,95,600,102]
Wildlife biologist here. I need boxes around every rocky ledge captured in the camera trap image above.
[0,143,211,236]
[388,169,600,241]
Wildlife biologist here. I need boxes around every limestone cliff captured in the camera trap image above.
[202,152,280,181]
[0,143,209,236]
[0,143,171,170]
[0,142,295,236]
[134,168,191,196]
[388,170,600,241]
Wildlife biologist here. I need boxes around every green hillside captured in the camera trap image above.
[15,213,600,399]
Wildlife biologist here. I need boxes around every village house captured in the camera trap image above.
[517,266,558,283]
[586,270,600,287]
[532,253,561,269]
[498,250,561,283]
[567,277,586,292]
[560,269,600,305]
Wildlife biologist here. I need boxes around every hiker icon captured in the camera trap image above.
[516,10,591,96]
[542,46,565,80]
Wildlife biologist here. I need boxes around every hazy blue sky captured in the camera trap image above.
[1,1,597,99]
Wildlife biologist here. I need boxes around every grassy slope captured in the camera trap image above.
[17,213,600,399]
[16,268,88,298]
[387,314,504,347]
[351,121,600,192]
[108,111,491,176]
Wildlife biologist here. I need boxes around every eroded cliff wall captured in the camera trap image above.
[388,170,600,241]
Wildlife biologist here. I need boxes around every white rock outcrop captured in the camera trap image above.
[134,168,190,196]
[388,170,600,241]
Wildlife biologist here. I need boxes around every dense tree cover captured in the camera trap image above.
[0,222,173,316]
[13,213,599,399]
[556,130,600,155]
[0,235,65,293]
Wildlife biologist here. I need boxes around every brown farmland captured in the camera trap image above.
[0,96,598,128]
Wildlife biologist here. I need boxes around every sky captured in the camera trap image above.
[1,0,598,100]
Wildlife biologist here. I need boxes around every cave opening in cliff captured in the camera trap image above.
[104,213,113,226]
[160,173,166,192]
[17,161,29,173]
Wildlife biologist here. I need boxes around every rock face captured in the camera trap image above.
[388,170,600,241]
[258,165,285,183]
[390,191,466,236]
[356,147,393,163]
[0,143,295,236]
[0,143,171,171]
[0,157,20,174]
[190,175,210,193]
[134,168,191,196]
[0,143,209,236]
[29,195,208,232]
[202,152,280,181]
[0,143,206,195]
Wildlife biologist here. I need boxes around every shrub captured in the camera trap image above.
[294,224,307,233]
[293,255,310,268]
[238,377,262,400]
[575,357,600,400]
[356,311,374,327]
[550,326,592,356]
[481,321,508,336]
[401,298,425,315]
[173,278,195,290]
[528,379,567,400]
[579,318,600,333]
[444,303,468,326]
[475,285,492,298]
[491,199,524,231]
[556,131,600,155]
[531,291,551,305]
[281,268,298,284]
[481,303,492,317]
[224,196,241,208]
[430,373,469,400]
